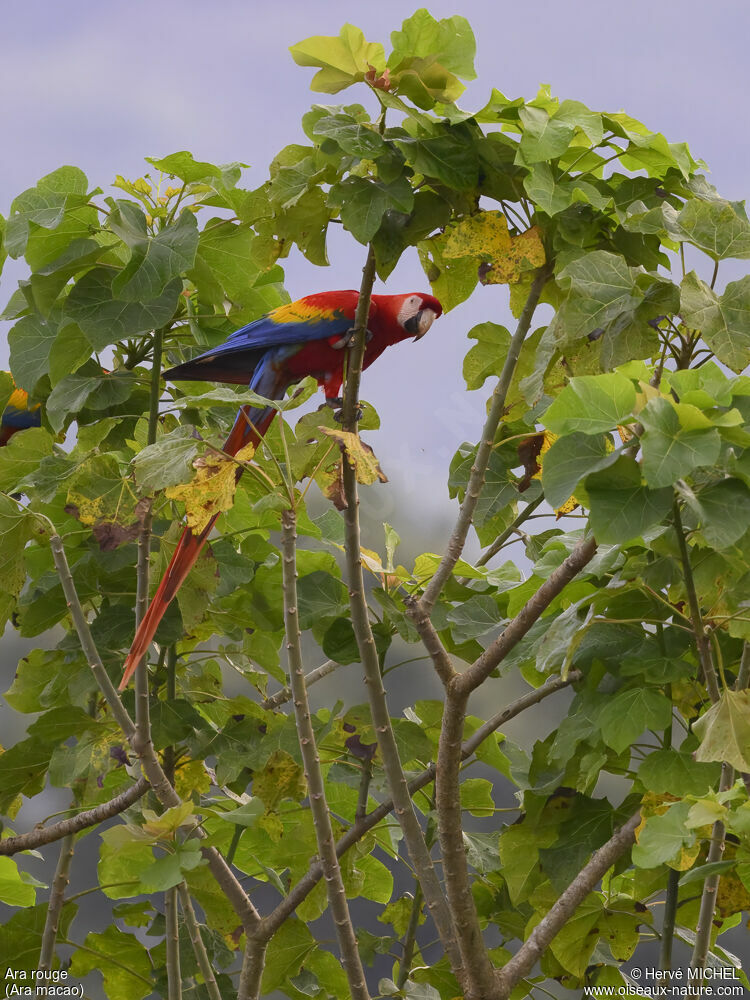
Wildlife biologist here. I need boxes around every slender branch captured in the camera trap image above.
[38,833,75,972]
[691,643,750,974]
[238,936,268,1000]
[47,527,261,933]
[419,264,551,614]
[437,690,496,998]
[690,761,733,975]
[165,886,181,1000]
[340,251,463,979]
[178,883,223,1000]
[265,672,579,932]
[261,659,340,711]
[404,598,456,687]
[397,884,424,989]
[659,868,680,972]
[134,326,165,760]
[280,508,370,1000]
[672,498,721,703]
[0,778,149,855]
[475,494,545,569]
[356,757,373,824]
[496,812,641,995]
[458,535,598,695]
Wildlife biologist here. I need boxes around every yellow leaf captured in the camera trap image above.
[174,759,211,799]
[319,427,388,486]
[165,443,256,533]
[442,211,546,285]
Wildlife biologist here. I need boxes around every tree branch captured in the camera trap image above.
[437,689,496,998]
[280,507,370,999]
[261,659,339,711]
[340,251,463,980]
[38,833,75,972]
[672,497,721,703]
[458,535,597,695]
[47,527,261,934]
[496,812,641,995]
[0,778,149,856]
[264,672,579,932]
[238,936,268,1000]
[165,885,181,1000]
[404,597,456,687]
[419,264,552,614]
[178,883,223,1000]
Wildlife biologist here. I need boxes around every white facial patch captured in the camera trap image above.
[396,295,424,329]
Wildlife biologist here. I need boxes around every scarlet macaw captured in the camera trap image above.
[120,289,442,688]
[1,381,42,446]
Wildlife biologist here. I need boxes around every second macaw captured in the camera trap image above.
[120,289,442,688]
[1,382,42,446]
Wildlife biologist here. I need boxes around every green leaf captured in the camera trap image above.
[460,777,495,817]
[553,251,643,343]
[638,750,721,796]
[541,432,618,508]
[395,128,479,190]
[46,370,137,432]
[312,113,387,157]
[5,166,93,265]
[261,918,315,993]
[676,198,750,260]
[639,396,721,488]
[70,924,153,1000]
[111,209,199,301]
[585,455,672,545]
[0,857,39,906]
[132,426,202,492]
[290,24,385,94]
[65,266,182,348]
[694,690,750,771]
[0,496,35,633]
[680,271,750,373]
[684,478,750,550]
[334,175,414,244]
[8,312,60,390]
[543,373,636,435]
[145,150,225,182]
[296,570,348,628]
[598,687,674,753]
[679,860,737,887]
[518,106,575,163]
[447,595,502,642]
[463,322,511,390]
[631,800,694,868]
[0,427,54,494]
[388,10,476,80]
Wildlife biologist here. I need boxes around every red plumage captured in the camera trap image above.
[119,290,442,689]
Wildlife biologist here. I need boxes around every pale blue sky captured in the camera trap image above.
[2,0,748,522]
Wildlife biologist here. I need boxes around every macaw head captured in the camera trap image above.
[396,293,443,340]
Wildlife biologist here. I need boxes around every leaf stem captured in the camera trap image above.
[38,833,75,973]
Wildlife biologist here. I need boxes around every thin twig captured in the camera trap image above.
[261,659,340,711]
[280,508,370,999]
[496,812,641,995]
[178,883,223,1000]
[38,833,75,972]
[419,264,551,614]
[659,869,680,973]
[165,886,181,1000]
[437,690,496,996]
[397,883,424,989]
[475,495,545,569]
[672,497,721,703]
[0,778,149,855]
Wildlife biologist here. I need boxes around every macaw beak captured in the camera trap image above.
[404,307,438,339]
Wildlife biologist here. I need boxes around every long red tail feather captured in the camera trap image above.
[119,405,276,689]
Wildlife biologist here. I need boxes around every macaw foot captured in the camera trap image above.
[325,397,363,423]
[331,327,374,349]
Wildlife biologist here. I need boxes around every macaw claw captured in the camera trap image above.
[331,327,374,349]
[326,397,363,423]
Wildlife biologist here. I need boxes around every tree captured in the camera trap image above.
[1,8,750,999]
